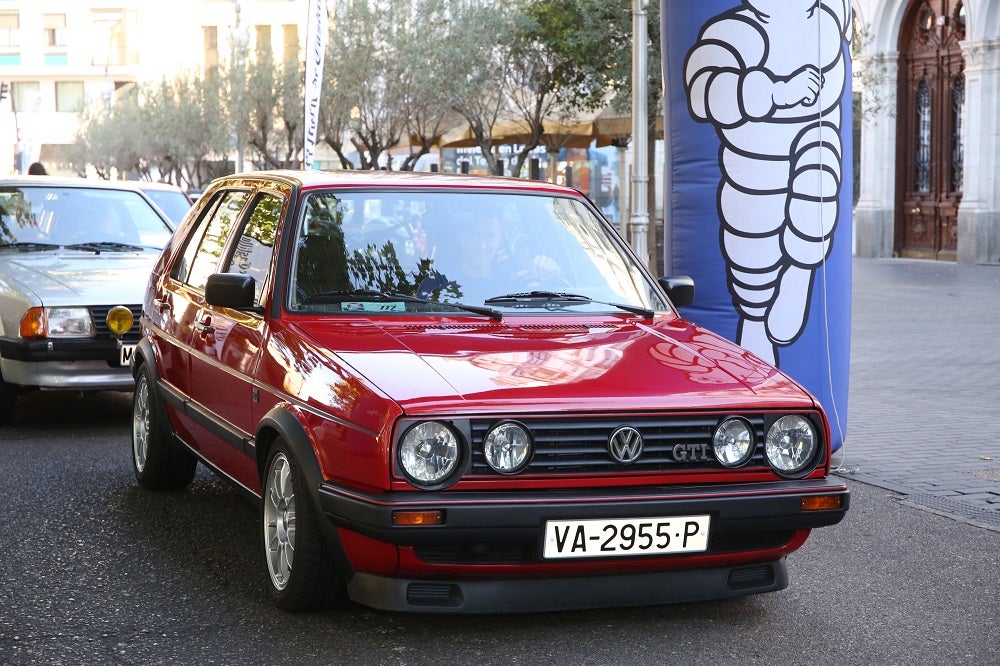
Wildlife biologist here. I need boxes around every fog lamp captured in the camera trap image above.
[106,306,134,336]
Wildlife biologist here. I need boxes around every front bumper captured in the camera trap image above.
[319,477,849,612]
[0,337,134,390]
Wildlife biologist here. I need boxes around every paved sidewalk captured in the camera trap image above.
[834,258,1000,532]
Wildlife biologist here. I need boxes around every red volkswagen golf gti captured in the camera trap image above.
[131,169,848,613]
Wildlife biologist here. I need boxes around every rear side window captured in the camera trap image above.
[172,190,250,289]
[223,193,281,306]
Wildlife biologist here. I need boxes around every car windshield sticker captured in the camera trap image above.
[342,301,407,312]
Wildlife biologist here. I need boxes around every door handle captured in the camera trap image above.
[153,298,170,312]
[195,319,214,336]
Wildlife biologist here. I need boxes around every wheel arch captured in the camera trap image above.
[131,336,159,380]
[256,405,356,579]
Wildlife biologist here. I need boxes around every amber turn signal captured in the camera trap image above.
[391,510,443,526]
[19,307,46,338]
[801,495,843,511]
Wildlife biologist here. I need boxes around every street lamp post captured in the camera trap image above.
[232,1,250,173]
[100,68,114,115]
[630,0,650,269]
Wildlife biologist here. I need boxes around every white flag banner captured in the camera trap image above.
[303,0,327,169]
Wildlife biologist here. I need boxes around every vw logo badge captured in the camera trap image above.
[608,426,643,464]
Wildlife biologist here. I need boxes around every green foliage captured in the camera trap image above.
[74,0,657,178]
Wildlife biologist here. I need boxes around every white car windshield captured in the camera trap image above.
[290,190,668,316]
[0,186,172,250]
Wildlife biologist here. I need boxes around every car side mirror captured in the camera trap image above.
[658,276,695,308]
[205,273,256,309]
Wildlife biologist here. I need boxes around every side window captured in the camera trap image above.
[173,190,250,289]
[224,192,281,305]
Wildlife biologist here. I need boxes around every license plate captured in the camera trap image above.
[543,515,710,559]
[119,344,136,367]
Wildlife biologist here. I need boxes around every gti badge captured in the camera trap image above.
[608,426,643,464]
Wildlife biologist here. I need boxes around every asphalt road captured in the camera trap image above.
[1,390,996,666]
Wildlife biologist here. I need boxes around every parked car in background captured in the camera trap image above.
[0,177,174,423]
[131,170,849,613]
[132,181,194,227]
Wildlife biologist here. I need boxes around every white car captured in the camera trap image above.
[0,177,174,423]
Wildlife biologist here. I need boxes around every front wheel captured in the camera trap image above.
[263,438,345,611]
[132,363,196,490]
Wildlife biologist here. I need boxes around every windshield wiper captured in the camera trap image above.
[0,241,61,252]
[63,241,147,253]
[304,289,503,322]
[484,291,655,319]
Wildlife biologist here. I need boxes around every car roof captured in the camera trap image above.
[0,175,161,192]
[208,169,583,196]
[133,181,188,193]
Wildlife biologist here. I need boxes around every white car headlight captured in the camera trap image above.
[482,421,532,474]
[398,421,461,486]
[712,417,755,467]
[19,307,94,339]
[765,415,819,475]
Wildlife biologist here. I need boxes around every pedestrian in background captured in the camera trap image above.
[28,162,47,175]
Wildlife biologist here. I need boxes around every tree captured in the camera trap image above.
[239,45,303,169]
[71,71,231,188]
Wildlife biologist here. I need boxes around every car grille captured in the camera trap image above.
[468,415,769,476]
[90,304,143,343]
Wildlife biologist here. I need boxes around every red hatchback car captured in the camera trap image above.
[131,169,848,613]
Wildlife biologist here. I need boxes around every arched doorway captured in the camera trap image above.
[895,1,966,260]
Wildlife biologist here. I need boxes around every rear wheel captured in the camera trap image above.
[131,362,196,490]
[263,438,345,611]
[0,376,17,425]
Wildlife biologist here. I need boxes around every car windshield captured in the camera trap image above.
[142,188,192,225]
[0,185,173,250]
[289,190,669,316]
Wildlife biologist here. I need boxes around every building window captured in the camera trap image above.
[44,13,67,48]
[0,11,19,48]
[204,25,219,79]
[91,9,139,67]
[914,79,931,193]
[55,81,85,112]
[11,81,40,113]
[255,24,272,55]
[283,24,299,63]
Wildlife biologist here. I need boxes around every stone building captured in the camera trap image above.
[853,0,1000,264]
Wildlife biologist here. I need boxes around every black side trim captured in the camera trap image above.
[155,378,253,457]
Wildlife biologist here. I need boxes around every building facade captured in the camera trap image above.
[0,0,305,174]
[853,0,1000,264]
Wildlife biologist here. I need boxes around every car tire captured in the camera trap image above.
[131,362,197,490]
[0,375,17,425]
[262,438,346,612]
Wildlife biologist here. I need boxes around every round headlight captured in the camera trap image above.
[482,421,533,474]
[765,415,819,475]
[398,421,461,486]
[712,417,755,467]
[106,306,134,336]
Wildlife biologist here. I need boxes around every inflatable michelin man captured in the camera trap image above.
[684,0,851,365]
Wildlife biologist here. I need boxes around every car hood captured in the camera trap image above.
[0,250,158,305]
[293,317,816,415]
